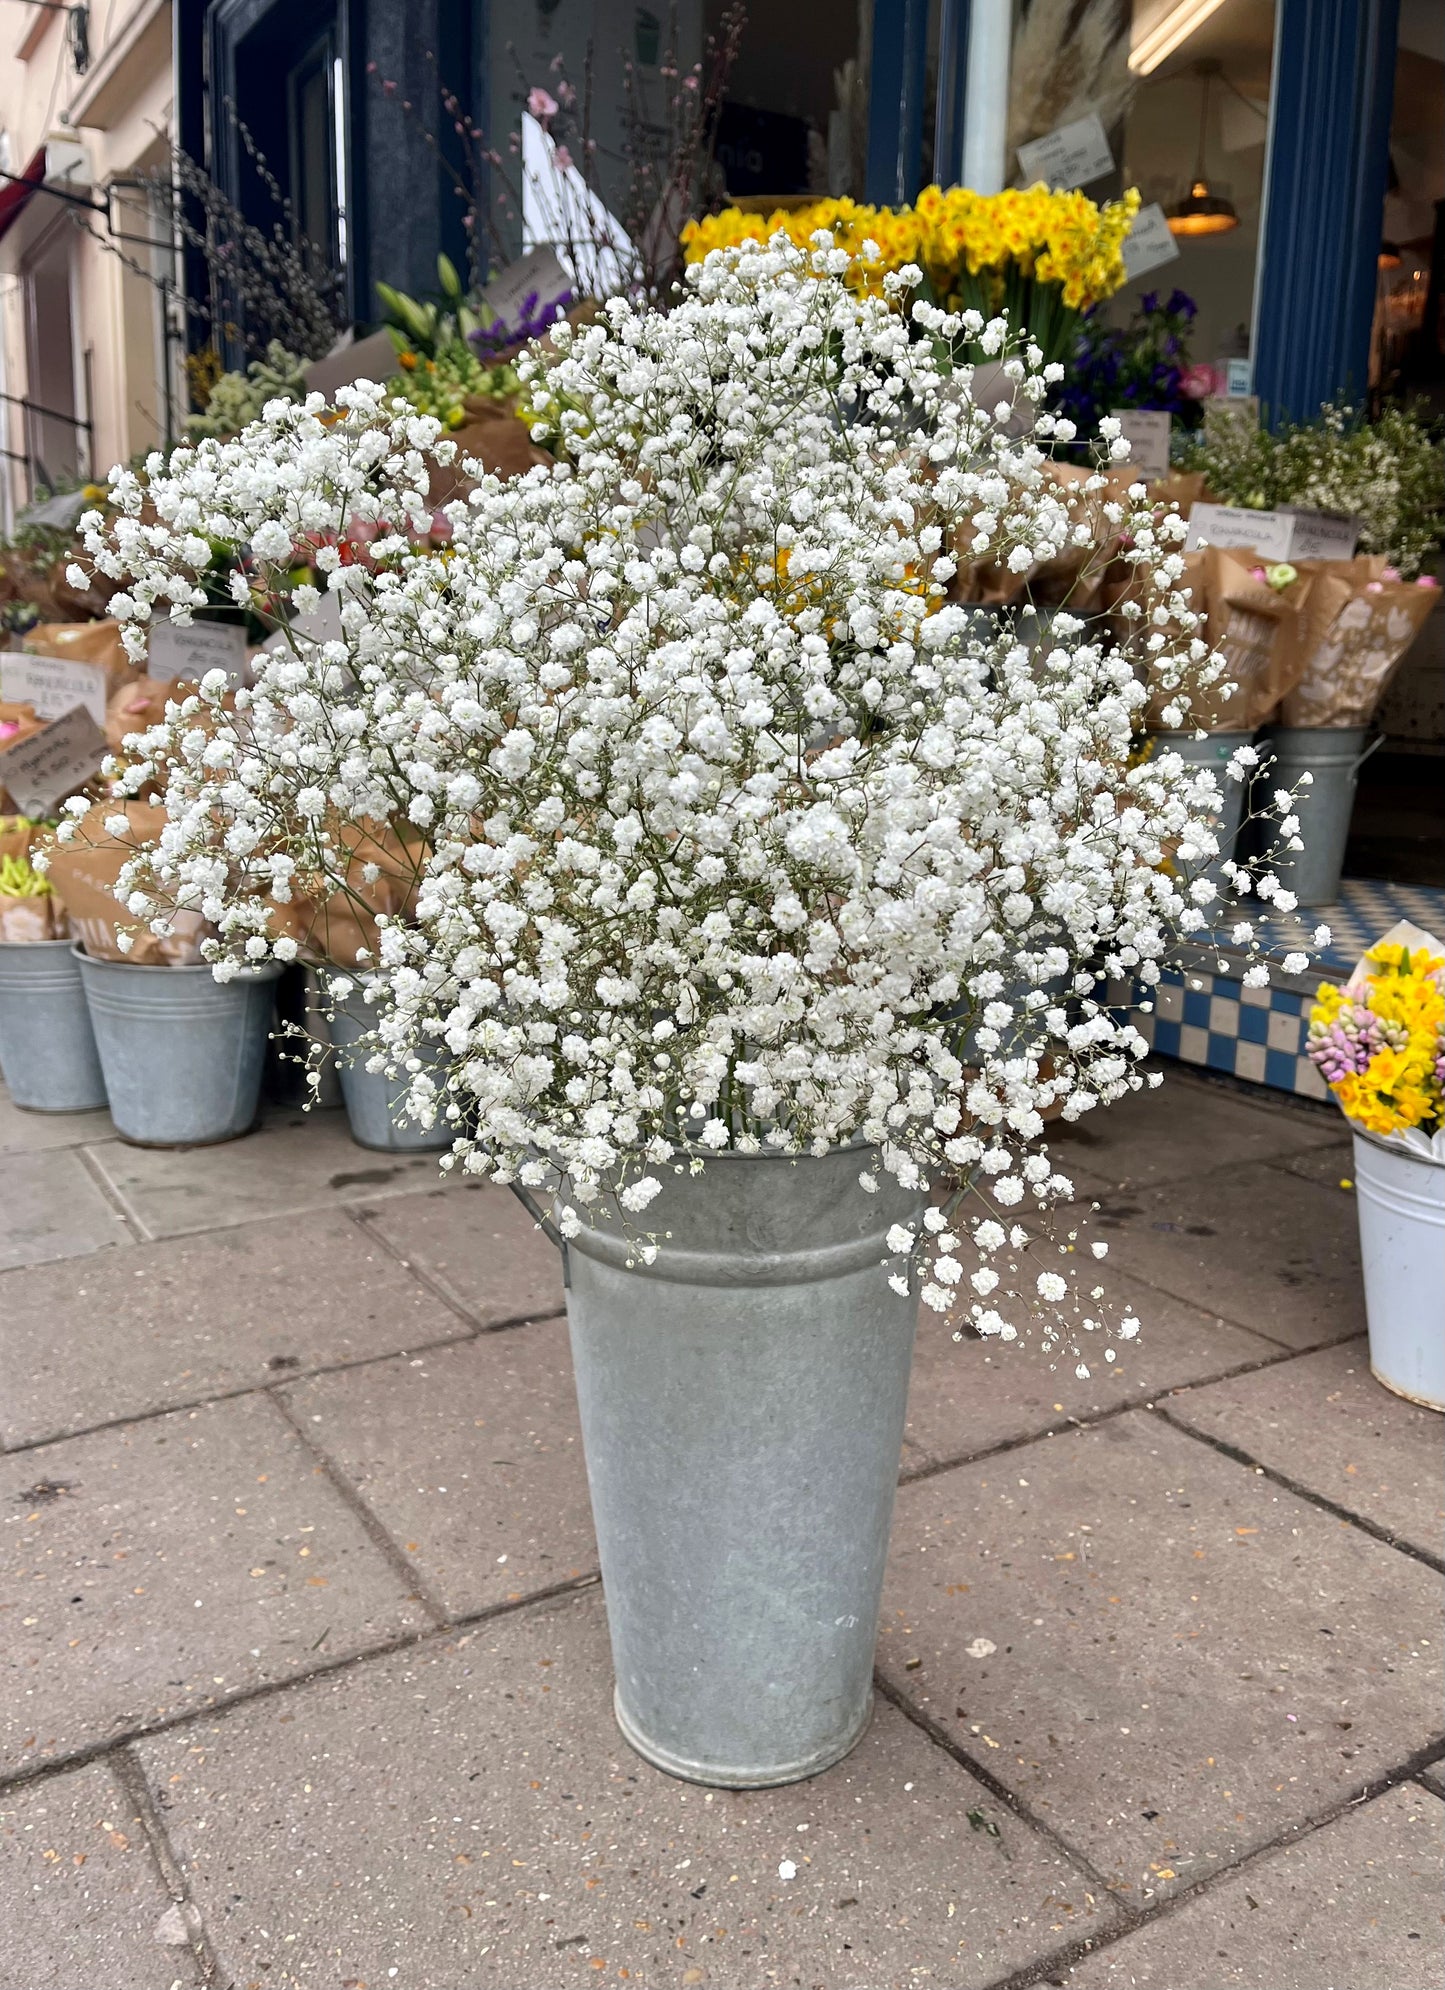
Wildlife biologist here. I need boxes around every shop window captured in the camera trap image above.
[20,223,84,494]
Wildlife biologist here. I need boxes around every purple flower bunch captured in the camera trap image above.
[1053,288,1205,442]
[1306,1000,1388,1084]
[469,288,575,357]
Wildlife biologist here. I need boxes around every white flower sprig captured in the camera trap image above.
[68,233,1308,1371]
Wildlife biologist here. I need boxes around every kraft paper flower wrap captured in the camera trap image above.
[1281,572,1439,728]
[1145,546,1315,732]
[1308,921,1445,1162]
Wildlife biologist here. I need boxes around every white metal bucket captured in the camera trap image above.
[1351,1129,1445,1412]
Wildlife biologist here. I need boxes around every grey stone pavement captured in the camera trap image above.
[1,1064,1441,1990]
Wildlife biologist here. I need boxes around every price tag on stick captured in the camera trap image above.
[1117,410,1171,481]
[0,704,107,818]
[0,652,108,726]
[1017,113,1115,190]
[147,619,251,687]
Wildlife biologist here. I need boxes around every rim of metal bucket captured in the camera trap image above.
[1351,1123,1445,1171]
[71,943,283,982]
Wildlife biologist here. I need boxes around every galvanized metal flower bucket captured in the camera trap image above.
[559,1145,921,1787]
[0,938,108,1113]
[75,949,281,1146]
[328,997,454,1152]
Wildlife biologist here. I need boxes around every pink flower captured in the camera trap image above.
[1365,580,1383,593]
[1381,566,1400,582]
[1181,363,1218,401]
[1416,574,1440,589]
[527,86,558,122]
[428,510,454,543]
[553,145,573,172]
[1250,566,1267,583]
[0,720,18,740]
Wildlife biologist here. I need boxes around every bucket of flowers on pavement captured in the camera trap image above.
[1309,924,1445,1411]
[62,229,1314,1785]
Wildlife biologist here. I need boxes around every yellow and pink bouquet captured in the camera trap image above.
[1307,931,1445,1139]
[681,183,1140,366]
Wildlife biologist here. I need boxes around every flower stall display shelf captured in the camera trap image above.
[63,231,1317,1784]
[1307,922,1445,1412]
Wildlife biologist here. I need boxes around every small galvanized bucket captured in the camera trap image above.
[1149,730,1254,894]
[75,949,281,1146]
[1260,726,1382,907]
[328,998,454,1152]
[561,1145,921,1787]
[1351,1129,1445,1412]
[0,938,107,1112]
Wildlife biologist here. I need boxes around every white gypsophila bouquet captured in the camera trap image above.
[65,233,1308,1371]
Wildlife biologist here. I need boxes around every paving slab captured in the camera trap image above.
[0,1759,203,1990]
[365,1179,566,1326]
[1080,1159,1365,1349]
[0,1087,114,1154]
[878,1411,1443,1900]
[281,1317,595,1618]
[1048,1071,1344,1195]
[906,1274,1277,1468]
[0,1145,134,1271]
[138,1588,1119,1990]
[0,1211,465,1450]
[1267,1141,1360,1191]
[1166,1341,1444,1563]
[83,1106,460,1240]
[1057,1782,1444,1990]
[1,1393,430,1772]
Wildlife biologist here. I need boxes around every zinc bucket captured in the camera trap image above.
[1260,727,1379,908]
[1351,1130,1445,1412]
[1149,731,1253,893]
[0,939,108,1112]
[75,949,281,1146]
[329,998,453,1152]
[562,1146,921,1787]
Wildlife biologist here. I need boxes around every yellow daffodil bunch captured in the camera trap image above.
[1308,941,1445,1137]
[682,183,1139,363]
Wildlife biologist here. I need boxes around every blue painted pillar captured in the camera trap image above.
[1253,0,1400,422]
[865,0,932,206]
[933,0,971,190]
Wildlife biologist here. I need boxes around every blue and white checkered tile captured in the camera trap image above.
[1104,880,1443,1100]
[1204,878,1445,980]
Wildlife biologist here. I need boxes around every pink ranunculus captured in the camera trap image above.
[1250,566,1268,584]
[1365,580,1384,593]
[1416,574,1440,588]
[527,86,559,122]
[1381,566,1401,582]
[1181,363,1218,401]
[0,720,19,740]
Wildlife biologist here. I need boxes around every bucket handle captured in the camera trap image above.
[509,1181,572,1286]
[1353,730,1386,776]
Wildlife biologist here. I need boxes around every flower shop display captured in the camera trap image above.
[1308,924,1445,1410]
[68,235,1309,1785]
[185,343,307,443]
[0,835,108,1113]
[1178,401,1445,579]
[682,182,1141,364]
[44,804,279,1145]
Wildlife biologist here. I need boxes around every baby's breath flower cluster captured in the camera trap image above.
[70,234,1302,1371]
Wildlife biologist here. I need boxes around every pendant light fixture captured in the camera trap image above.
[1167,61,1239,238]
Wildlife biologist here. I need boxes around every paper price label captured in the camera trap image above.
[1121,202,1181,282]
[147,619,251,686]
[1225,358,1253,398]
[1117,410,1172,481]
[1279,508,1361,562]
[1017,112,1115,190]
[1,652,109,726]
[0,704,107,817]
[480,247,572,331]
[1184,503,1296,561]
[260,591,344,653]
